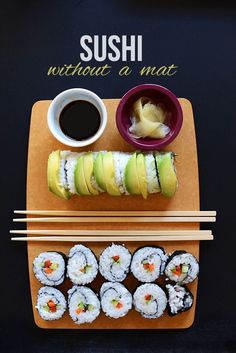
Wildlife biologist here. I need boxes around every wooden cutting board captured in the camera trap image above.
[27,98,199,329]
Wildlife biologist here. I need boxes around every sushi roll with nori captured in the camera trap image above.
[99,244,132,282]
[33,251,66,286]
[47,150,71,200]
[131,246,168,283]
[36,287,66,321]
[166,284,193,316]
[100,282,132,319]
[164,251,199,284]
[68,286,100,324]
[133,283,167,319]
[67,244,98,285]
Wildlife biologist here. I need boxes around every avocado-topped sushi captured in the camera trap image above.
[164,251,199,284]
[36,287,66,321]
[68,286,100,324]
[67,244,98,285]
[100,282,132,319]
[131,246,167,283]
[99,244,132,282]
[33,251,66,286]
[166,284,193,316]
[133,283,167,319]
[47,150,178,199]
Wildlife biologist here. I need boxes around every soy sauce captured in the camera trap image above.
[59,100,101,140]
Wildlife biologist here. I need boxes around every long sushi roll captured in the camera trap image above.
[47,150,177,199]
[165,284,194,316]
[130,246,168,283]
[100,282,132,319]
[68,286,100,324]
[33,251,66,286]
[36,287,66,321]
[133,283,167,319]
[67,244,98,285]
[164,250,199,284]
[99,244,132,282]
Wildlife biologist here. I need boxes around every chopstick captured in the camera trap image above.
[13,216,216,223]
[10,229,212,236]
[14,210,216,217]
[11,233,214,242]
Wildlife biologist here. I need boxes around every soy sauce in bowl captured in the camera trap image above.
[59,100,101,141]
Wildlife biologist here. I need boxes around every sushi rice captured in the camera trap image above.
[33,251,66,286]
[99,244,132,282]
[100,282,132,319]
[67,244,98,285]
[145,153,160,193]
[65,152,83,194]
[131,246,168,283]
[166,284,193,315]
[133,283,167,319]
[36,286,66,321]
[68,286,100,324]
[164,251,199,284]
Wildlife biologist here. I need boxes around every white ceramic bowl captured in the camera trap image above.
[47,88,107,147]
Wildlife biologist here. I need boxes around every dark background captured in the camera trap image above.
[1,1,236,352]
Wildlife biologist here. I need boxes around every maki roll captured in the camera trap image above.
[166,284,193,316]
[36,286,66,321]
[99,244,132,282]
[155,152,177,198]
[47,150,71,200]
[33,251,66,286]
[164,250,199,284]
[68,286,100,324]
[100,282,132,319]
[67,244,98,285]
[133,283,167,319]
[131,246,168,283]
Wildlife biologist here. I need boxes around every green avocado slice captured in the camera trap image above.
[124,153,141,195]
[155,152,177,198]
[83,152,99,195]
[136,153,148,199]
[103,152,121,196]
[94,152,107,191]
[74,156,91,195]
[47,150,71,200]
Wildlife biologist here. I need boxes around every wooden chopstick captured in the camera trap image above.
[10,229,212,236]
[13,216,216,223]
[11,234,214,242]
[14,210,217,217]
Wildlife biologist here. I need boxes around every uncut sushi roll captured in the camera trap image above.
[130,246,168,283]
[67,244,98,285]
[100,282,132,319]
[133,283,167,319]
[99,244,132,282]
[36,287,66,321]
[33,251,66,286]
[166,284,193,316]
[68,286,100,324]
[164,251,199,284]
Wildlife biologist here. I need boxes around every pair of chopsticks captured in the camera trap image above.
[13,210,216,223]
[10,210,216,242]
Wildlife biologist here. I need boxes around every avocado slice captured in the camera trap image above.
[155,152,177,198]
[83,152,99,195]
[74,156,91,195]
[47,150,71,200]
[124,153,141,195]
[94,152,107,191]
[103,152,121,196]
[136,153,148,199]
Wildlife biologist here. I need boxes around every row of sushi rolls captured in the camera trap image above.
[48,150,178,199]
[34,244,199,324]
